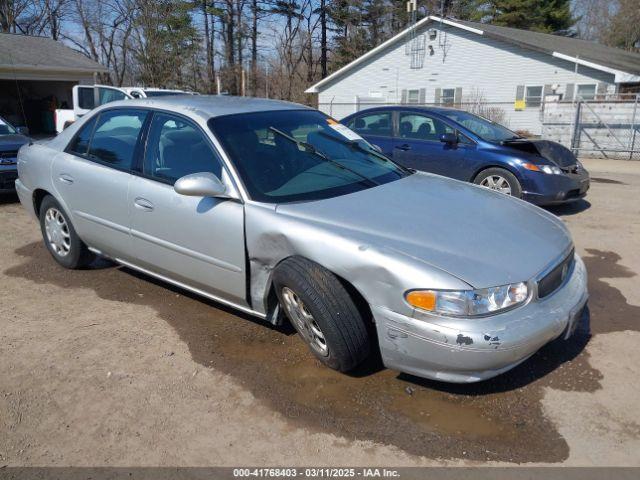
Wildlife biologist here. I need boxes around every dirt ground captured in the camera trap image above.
[1,158,639,467]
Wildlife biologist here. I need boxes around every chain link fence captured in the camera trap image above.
[315,93,640,160]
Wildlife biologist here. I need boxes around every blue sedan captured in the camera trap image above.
[341,106,590,205]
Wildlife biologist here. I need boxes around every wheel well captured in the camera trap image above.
[471,164,521,183]
[32,189,51,218]
[266,255,374,324]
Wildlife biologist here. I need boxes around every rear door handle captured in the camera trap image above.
[58,173,74,184]
[395,144,411,151]
[134,197,154,212]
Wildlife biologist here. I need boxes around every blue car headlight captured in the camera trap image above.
[539,164,563,175]
[517,159,564,175]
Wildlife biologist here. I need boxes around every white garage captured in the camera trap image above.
[0,33,107,135]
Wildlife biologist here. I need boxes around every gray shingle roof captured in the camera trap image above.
[0,33,107,72]
[456,19,640,76]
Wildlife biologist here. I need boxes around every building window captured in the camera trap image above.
[525,86,543,107]
[442,88,455,106]
[407,89,420,104]
[576,84,597,101]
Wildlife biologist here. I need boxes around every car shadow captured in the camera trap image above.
[546,199,591,216]
[119,265,299,337]
[0,192,19,204]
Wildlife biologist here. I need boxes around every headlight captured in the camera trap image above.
[539,165,563,175]
[519,160,563,175]
[405,282,529,317]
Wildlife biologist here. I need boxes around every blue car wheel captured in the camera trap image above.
[474,168,523,198]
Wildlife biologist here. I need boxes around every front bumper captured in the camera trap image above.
[522,169,590,206]
[0,165,18,193]
[373,254,588,383]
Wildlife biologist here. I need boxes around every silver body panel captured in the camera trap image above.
[16,96,588,383]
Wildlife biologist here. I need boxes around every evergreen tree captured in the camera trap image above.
[469,0,574,33]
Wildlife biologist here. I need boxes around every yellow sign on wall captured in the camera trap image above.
[514,100,526,111]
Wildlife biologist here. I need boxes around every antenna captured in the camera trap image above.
[437,0,450,62]
[405,1,425,69]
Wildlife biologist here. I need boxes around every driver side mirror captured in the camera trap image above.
[16,126,29,136]
[440,132,458,144]
[174,172,229,198]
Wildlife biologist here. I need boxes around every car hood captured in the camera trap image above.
[501,139,577,167]
[0,134,30,151]
[275,173,572,288]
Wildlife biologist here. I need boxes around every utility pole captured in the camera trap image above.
[265,62,270,99]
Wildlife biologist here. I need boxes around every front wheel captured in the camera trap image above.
[273,257,371,372]
[474,167,522,198]
[39,195,96,269]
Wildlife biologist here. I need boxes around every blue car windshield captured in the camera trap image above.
[0,117,17,135]
[208,110,410,203]
[441,110,519,142]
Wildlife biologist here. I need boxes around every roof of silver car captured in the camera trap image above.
[118,95,312,119]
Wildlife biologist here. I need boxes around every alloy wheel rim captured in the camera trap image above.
[281,287,329,357]
[44,207,71,257]
[480,175,512,195]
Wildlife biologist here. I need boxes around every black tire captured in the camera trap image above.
[39,195,95,269]
[474,167,523,198]
[273,257,370,372]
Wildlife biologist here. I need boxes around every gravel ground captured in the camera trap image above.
[0,158,639,466]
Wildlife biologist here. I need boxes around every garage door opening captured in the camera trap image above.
[0,80,76,136]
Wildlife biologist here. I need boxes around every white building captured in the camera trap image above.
[306,16,640,135]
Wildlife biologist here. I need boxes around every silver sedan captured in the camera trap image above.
[15,96,588,383]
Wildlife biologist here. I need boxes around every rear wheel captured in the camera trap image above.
[273,257,370,372]
[474,167,522,198]
[39,195,95,269]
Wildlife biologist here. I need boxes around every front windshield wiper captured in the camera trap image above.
[268,127,380,187]
[316,131,411,174]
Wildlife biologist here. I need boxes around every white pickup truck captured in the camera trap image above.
[54,85,191,133]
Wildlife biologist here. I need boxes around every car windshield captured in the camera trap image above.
[441,110,519,142]
[0,116,17,135]
[208,110,410,203]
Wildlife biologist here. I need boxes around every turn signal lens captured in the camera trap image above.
[405,290,436,311]
[521,162,540,172]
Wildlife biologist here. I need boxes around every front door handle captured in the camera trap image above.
[395,144,411,151]
[134,197,154,212]
[59,173,74,184]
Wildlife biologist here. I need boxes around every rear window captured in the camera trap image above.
[67,116,98,155]
[87,110,147,169]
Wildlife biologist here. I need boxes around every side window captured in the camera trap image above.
[97,87,128,106]
[87,109,147,170]
[77,87,95,110]
[399,113,453,141]
[144,113,222,184]
[67,115,98,155]
[441,89,456,106]
[347,112,392,137]
[525,86,543,107]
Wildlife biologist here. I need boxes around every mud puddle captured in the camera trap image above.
[6,244,639,462]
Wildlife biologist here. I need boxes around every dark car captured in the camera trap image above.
[0,116,31,193]
[341,107,590,205]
